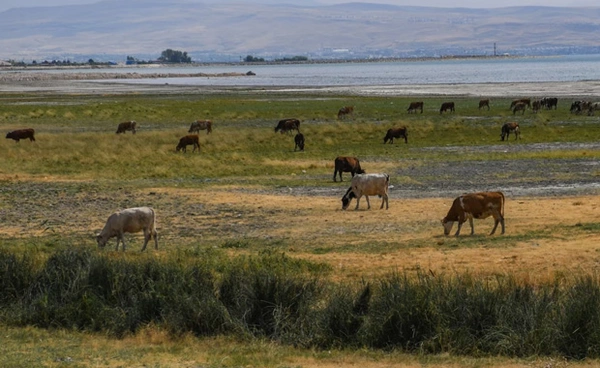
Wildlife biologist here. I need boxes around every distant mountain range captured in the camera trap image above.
[1,1,600,62]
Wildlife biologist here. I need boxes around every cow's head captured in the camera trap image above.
[5,132,12,139]
[341,187,356,210]
[441,218,454,236]
[96,234,107,248]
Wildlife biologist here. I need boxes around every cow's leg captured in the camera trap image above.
[333,170,338,182]
[380,194,388,210]
[468,216,475,235]
[141,229,150,251]
[153,229,159,249]
[365,195,371,210]
[490,211,505,235]
[454,221,463,237]
[116,232,126,251]
[355,194,363,210]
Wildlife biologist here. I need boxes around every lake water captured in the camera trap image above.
[92,54,600,87]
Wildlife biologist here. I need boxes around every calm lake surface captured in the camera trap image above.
[101,54,600,87]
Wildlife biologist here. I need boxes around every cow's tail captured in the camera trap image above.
[150,208,157,238]
[499,191,505,217]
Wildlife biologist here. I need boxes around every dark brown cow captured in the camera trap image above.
[189,120,212,134]
[337,106,354,119]
[333,156,365,182]
[294,133,305,151]
[510,98,531,110]
[407,101,424,114]
[439,101,455,114]
[383,127,408,144]
[512,102,527,115]
[441,191,505,236]
[540,97,558,110]
[478,99,490,110]
[176,134,200,153]
[500,122,520,141]
[116,121,136,134]
[531,100,542,113]
[274,118,300,134]
[6,128,35,142]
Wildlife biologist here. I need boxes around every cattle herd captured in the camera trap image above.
[3,97,592,251]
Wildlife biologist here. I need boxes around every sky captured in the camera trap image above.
[0,0,598,13]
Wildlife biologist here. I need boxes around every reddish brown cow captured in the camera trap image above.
[189,120,212,134]
[407,101,424,114]
[510,98,531,110]
[176,134,200,153]
[500,122,520,141]
[333,156,365,182]
[116,121,136,134]
[478,99,490,110]
[383,127,408,144]
[274,118,301,134]
[337,106,354,119]
[512,102,527,115]
[6,128,35,142]
[441,191,505,236]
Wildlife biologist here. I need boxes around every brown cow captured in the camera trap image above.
[478,99,490,110]
[500,122,520,141]
[440,101,455,114]
[510,98,531,110]
[512,102,527,115]
[274,118,300,134]
[532,100,542,113]
[116,121,136,134]
[294,133,305,151]
[407,101,424,114]
[6,128,35,142]
[176,134,200,153]
[441,191,505,236]
[333,156,365,182]
[383,127,408,144]
[337,106,354,119]
[188,120,212,134]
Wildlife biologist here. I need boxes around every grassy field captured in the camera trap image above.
[1,90,600,367]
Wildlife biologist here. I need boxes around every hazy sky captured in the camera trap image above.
[1,0,598,13]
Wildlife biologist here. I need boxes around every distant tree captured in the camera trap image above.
[158,49,191,63]
[244,55,264,62]
[88,59,95,64]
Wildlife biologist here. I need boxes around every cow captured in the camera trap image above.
[407,101,424,114]
[341,173,390,210]
[440,101,455,114]
[541,97,558,110]
[337,106,354,119]
[96,207,158,251]
[510,98,531,110]
[570,100,584,114]
[176,134,200,153]
[478,99,490,110]
[588,102,600,116]
[116,121,136,134]
[531,100,542,113]
[512,102,527,115]
[383,127,408,144]
[333,156,365,182]
[500,122,520,141]
[5,128,35,142]
[441,191,505,236]
[274,118,301,134]
[188,120,213,134]
[294,133,305,151]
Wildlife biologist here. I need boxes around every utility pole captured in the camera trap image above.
[494,43,497,56]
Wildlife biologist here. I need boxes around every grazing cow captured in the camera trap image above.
[478,99,490,110]
[116,121,136,134]
[440,102,455,114]
[509,98,531,110]
[383,127,408,144]
[541,97,558,110]
[500,122,520,141]
[512,102,527,115]
[176,134,200,153]
[531,100,542,113]
[588,102,600,116]
[294,133,305,151]
[337,106,354,119]
[407,101,424,114]
[341,173,390,210]
[96,207,158,251]
[188,120,213,134]
[441,192,505,236]
[5,128,35,142]
[570,100,583,114]
[274,118,301,134]
[333,156,365,182]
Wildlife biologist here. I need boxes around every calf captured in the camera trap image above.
[441,191,505,236]
[440,102,455,114]
[294,133,305,151]
[176,134,200,153]
[189,120,213,134]
[116,121,136,134]
[341,173,390,210]
[407,101,424,114]
[512,102,527,115]
[274,118,300,134]
[337,106,354,119]
[532,100,542,113]
[510,98,531,110]
[5,128,35,142]
[383,127,408,144]
[96,207,158,251]
[333,156,365,182]
[478,99,490,110]
[500,122,520,141]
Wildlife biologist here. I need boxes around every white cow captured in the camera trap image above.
[96,207,158,251]
[341,173,390,210]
